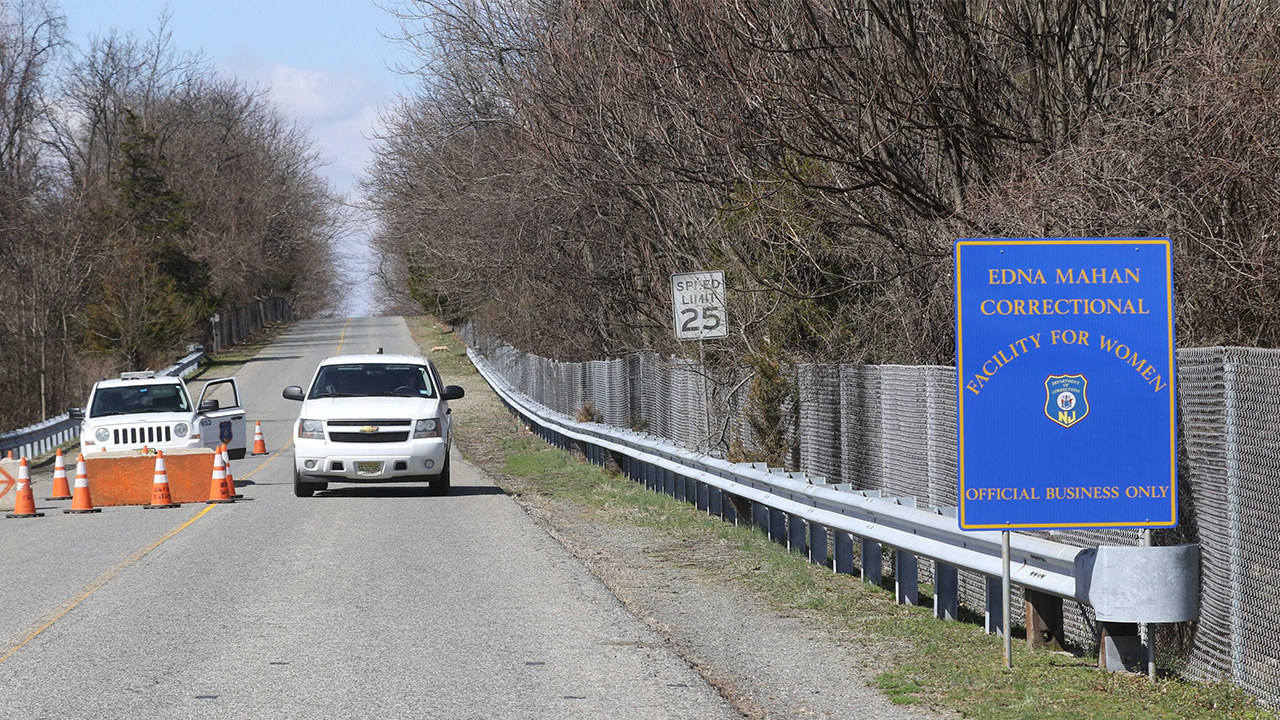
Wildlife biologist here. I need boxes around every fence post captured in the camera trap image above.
[1224,350,1244,684]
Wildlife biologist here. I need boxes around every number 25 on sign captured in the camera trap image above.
[671,271,729,340]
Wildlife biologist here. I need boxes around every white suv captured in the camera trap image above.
[72,373,248,457]
[282,354,464,497]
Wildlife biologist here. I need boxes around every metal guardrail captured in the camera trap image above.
[469,348,1199,646]
[0,348,207,460]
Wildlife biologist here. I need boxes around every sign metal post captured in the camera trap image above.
[1003,530,1012,669]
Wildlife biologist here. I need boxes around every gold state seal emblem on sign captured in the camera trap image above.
[1044,374,1089,428]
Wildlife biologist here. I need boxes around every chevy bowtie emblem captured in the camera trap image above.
[360,426,379,434]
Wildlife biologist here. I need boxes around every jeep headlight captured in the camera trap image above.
[174,423,189,438]
[94,427,110,443]
[298,419,325,440]
[414,418,440,439]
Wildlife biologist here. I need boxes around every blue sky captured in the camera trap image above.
[62,0,422,316]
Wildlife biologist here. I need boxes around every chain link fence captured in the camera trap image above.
[459,322,1280,700]
[206,297,295,352]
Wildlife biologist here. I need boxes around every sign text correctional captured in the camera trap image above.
[955,238,1177,530]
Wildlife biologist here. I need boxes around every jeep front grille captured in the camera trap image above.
[113,425,172,445]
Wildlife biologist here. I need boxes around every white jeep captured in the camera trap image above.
[71,372,248,457]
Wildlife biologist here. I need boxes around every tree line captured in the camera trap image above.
[0,2,342,430]
[368,0,1280,374]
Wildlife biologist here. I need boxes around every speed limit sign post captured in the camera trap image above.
[671,271,728,340]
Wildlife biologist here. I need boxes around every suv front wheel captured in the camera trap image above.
[294,468,317,498]
[291,468,327,497]
[429,453,451,496]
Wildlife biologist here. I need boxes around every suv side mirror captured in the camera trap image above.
[282,386,305,401]
[68,407,84,420]
[199,399,220,413]
[442,385,466,401]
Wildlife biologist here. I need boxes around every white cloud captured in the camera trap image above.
[265,63,368,120]
[218,53,395,314]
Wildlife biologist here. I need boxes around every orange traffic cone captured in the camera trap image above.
[143,452,180,510]
[251,421,268,455]
[64,455,101,514]
[5,458,44,518]
[221,445,243,499]
[46,449,72,500]
[5,450,12,459]
[206,448,234,504]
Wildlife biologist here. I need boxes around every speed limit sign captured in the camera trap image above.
[671,271,728,340]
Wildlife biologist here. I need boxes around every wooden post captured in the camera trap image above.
[1024,589,1065,652]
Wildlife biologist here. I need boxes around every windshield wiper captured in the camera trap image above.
[92,411,127,417]
[310,391,359,399]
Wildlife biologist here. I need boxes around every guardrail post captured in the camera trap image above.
[934,561,959,621]
[723,493,739,524]
[708,486,723,517]
[753,501,769,534]
[769,507,787,545]
[834,531,854,574]
[1024,589,1065,652]
[933,506,959,620]
[659,468,670,495]
[895,550,918,605]
[696,481,708,511]
[685,476,697,505]
[673,471,685,499]
[1099,622,1143,672]
[861,538,882,586]
[984,576,1005,636]
[810,523,828,568]
[788,514,807,556]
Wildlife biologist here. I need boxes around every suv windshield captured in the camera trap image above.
[90,384,191,417]
[308,363,436,399]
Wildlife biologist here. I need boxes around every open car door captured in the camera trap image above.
[197,378,248,459]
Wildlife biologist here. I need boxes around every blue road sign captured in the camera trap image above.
[954,238,1177,530]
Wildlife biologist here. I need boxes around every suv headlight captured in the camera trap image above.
[414,419,440,439]
[94,427,110,443]
[174,423,189,438]
[298,419,325,440]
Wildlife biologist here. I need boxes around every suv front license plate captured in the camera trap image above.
[354,461,383,476]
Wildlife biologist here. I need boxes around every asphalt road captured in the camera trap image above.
[0,317,742,719]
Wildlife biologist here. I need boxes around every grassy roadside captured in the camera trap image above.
[407,316,1271,720]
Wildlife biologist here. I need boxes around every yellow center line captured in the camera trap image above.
[2,319,348,665]
[334,317,351,355]
[0,503,216,665]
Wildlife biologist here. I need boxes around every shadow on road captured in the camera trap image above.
[317,485,505,498]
